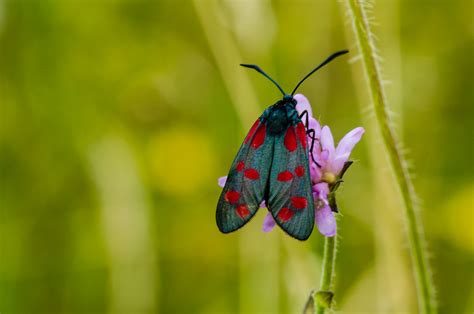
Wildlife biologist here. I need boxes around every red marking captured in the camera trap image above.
[284,126,297,152]
[244,168,260,180]
[277,171,293,181]
[224,191,240,204]
[291,197,308,209]
[244,120,260,144]
[251,124,267,149]
[236,204,250,219]
[297,122,307,149]
[295,166,305,177]
[278,207,294,222]
[236,161,245,172]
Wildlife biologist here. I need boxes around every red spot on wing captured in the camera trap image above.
[297,122,307,149]
[278,207,294,222]
[225,191,240,204]
[244,168,260,180]
[236,204,250,219]
[236,161,245,172]
[284,126,297,152]
[277,171,293,181]
[295,166,305,177]
[251,124,267,149]
[244,120,260,144]
[291,196,308,209]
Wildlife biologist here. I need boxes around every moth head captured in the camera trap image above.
[283,94,297,106]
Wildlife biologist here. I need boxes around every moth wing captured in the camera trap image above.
[216,118,274,233]
[267,122,315,240]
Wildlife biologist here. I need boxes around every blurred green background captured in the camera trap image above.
[0,0,472,313]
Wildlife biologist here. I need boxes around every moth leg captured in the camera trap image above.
[299,110,321,167]
[306,129,321,168]
[298,110,310,129]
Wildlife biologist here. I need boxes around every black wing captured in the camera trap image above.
[216,118,274,233]
[267,121,315,240]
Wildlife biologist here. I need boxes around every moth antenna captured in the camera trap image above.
[240,64,286,96]
[290,50,349,96]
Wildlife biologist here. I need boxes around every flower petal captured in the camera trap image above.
[313,182,329,197]
[262,212,276,232]
[294,94,313,118]
[218,176,227,187]
[310,162,323,183]
[321,126,335,156]
[260,201,267,208]
[332,155,349,175]
[335,127,365,160]
[320,149,330,162]
[315,205,336,237]
[333,127,365,173]
[308,117,321,139]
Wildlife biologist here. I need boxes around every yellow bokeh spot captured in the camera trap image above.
[147,127,216,195]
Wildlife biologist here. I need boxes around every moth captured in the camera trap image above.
[216,50,348,240]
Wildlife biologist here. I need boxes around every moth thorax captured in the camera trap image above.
[267,107,290,135]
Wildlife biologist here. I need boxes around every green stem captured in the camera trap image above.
[344,0,437,313]
[314,235,337,314]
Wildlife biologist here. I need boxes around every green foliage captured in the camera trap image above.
[345,0,436,312]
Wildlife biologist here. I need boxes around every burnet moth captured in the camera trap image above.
[216,50,349,240]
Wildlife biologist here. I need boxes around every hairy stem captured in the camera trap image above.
[314,235,337,314]
[344,0,437,313]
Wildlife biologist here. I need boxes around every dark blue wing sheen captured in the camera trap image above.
[267,120,315,240]
[216,118,274,233]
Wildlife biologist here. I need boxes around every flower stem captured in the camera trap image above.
[314,235,337,314]
[344,0,437,313]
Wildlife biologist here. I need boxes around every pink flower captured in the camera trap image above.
[319,126,365,184]
[312,183,336,236]
[295,94,364,236]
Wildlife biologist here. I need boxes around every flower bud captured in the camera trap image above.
[322,172,336,184]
